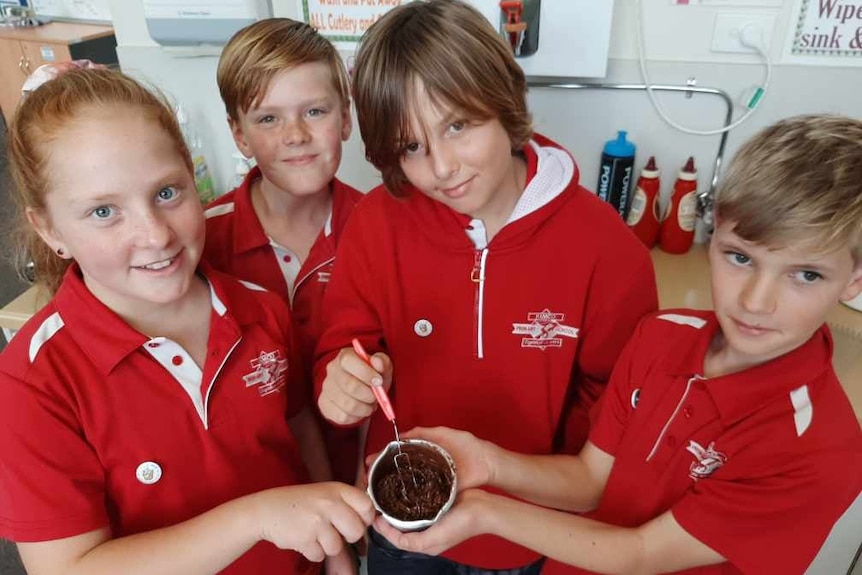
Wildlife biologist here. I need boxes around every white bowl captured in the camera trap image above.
[367,439,457,532]
[842,292,862,313]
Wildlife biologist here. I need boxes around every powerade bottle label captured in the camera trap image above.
[598,164,611,201]
[598,155,634,219]
[620,165,632,214]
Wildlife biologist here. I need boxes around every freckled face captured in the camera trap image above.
[230,62,352,198]
[34,105,205,317]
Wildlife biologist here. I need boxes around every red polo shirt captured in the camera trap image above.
[204,168,363,484]
[546,310,862,575]
[0,264,316,575]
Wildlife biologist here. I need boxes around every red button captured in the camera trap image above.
[171,355,183,366]
[466,225,474,230]
[282,254,292,263]
[147,342,160,348]
[666,435,677,447]
[683,406,694,418]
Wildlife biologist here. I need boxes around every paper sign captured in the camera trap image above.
[299,0,409,44]
[791,0,862,56]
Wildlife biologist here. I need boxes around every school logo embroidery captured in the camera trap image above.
[686,440,727,480]
[242,350,288,396]
[511,309,579,350]
[317,271,331,283]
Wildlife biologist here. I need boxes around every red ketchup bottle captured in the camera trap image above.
[626,156,661,248]
[659,157,698,254]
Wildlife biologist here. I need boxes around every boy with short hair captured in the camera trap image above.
[204,19,362,491]
[377,114,862,575]
[313,1,658,573]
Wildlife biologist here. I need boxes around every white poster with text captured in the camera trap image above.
[299,0,407,46]
[791,0,862,58]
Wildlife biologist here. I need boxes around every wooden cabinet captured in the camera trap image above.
[0,22,117,127]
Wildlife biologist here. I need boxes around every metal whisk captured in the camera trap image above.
[352,338,419,493]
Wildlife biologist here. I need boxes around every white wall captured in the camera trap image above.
[108,0,862,208]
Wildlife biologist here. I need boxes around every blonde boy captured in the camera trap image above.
[204,19,363,490]
[378,115,862,575]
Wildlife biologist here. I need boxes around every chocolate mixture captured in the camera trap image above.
[372,444,454,522]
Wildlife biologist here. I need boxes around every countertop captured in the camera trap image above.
[0,21,113,44]
[1,246,860,420]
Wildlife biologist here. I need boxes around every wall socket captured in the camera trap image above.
[711,13,775,53]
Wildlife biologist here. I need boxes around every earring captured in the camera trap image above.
[56,248,65,256]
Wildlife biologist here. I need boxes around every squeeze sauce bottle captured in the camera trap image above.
[596,131,636,220]
[626,156,661,248]
[659,157,698,254]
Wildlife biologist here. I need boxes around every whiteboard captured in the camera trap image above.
[31,0,112,23]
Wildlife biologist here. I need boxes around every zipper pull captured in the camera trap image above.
[470,248,488,284]
[470,250,484,283]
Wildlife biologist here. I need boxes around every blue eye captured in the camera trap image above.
[307,108,326,118]
[257,115,275,124]
[794,270,823,283]
[157,187,178,202]
[91,206,114,220]
[725,251,750,266]
[449,120,466,133]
